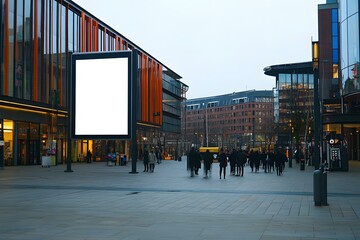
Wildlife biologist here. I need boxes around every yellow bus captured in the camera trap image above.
[199,147,220,162]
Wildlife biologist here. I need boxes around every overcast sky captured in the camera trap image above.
[73,0,325,99]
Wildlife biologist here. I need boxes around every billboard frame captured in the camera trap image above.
[70,51,132,140]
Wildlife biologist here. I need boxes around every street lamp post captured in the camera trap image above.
[203,102,209,147]
[312,41,320,169]
[194,132,198,148]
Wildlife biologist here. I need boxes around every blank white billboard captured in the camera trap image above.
[71,51,132,139]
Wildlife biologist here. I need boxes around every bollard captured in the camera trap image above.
[321,168,328,206]
[313,169,322,206]
[300,159,305,171]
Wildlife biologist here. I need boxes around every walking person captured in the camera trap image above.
[143,149,149,172]
[218,148,228,179]
[249,150,254,172]
[261,151,267,173]
[86,150,92,163]
[149,148,156,172]
[194,149,202,175]
[275,149,286,176]
[203,149,213,178]
[235,149,241,176]
[229,149,237,176]
[238,150,247,176]
[254,151,260,173]
[187,147,197,177]
[267,151,274,173]
[155,147,162,164]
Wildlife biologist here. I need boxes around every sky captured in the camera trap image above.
[72,0,326,99]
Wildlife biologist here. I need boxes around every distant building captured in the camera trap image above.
[264,62,315,154]
[183,90,274,151]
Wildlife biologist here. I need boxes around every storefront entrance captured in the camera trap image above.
[17,139,40,165]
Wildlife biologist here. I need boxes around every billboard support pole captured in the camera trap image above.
[130,49,138,174]
[65,53,73,172]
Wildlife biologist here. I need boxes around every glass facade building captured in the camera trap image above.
[0,0,187,167]
[340,0,359,96]
[264,62,314,159]
[317,0,360,166]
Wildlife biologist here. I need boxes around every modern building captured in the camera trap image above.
[337,0,360,161]
[264,62,315,159]
[314,0,360,170]
[183,90,274,151]
[0,0,187,167]
[264,0,360,170]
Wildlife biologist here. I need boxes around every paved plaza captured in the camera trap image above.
[1,159,360,240]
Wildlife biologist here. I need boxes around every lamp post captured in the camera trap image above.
[194,132,198,148]
[203,102,209,147]
[312,41,320,169]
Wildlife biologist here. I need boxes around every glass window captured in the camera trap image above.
[348,0,358,17]
[298,74,304,89]
[278,74,285,90]
[347,14,359,67]
[340,20,348,68]
[340,0,347,22]
[15,0,24,98]
[332,36,339,49]
[332,22,338,36]
[332,8,338,23]
[292,74,298,88]
[342,66,353,94]
[333,49,339,64]
[7,0,15,97]
[23,0,31,100]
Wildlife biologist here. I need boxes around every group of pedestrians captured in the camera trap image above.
[142,147,162,172]
[187,147,288,179]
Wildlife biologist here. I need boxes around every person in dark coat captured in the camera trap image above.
[203,149,213,178]
[261,151,267,172]
[275,149,286,176]
[254,151,260,173]
[218,148,228,179]
[187,147,197,177]
[248,150,254,172]
[229,149,237,176]
[267,151,275,173]
[143,149,149,172]
[237,150,247,176]
[86,150,92,163]
[194,149,202,175]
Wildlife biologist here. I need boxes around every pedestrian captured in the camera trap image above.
[149,148,156,172]
[266,151,273,173]
[229,149,237,176]
[203,149,213,178]
[187,147,197,177]
[237,150,247,176]
[86,150,92,163]
[254,151,260,173]
[143,149,149,172]
[155,147,162,164]
[194,149,202,175]
[261,151,267,172]
[275,149,286,176]
[218,148,228,179]
[249,150,254,172]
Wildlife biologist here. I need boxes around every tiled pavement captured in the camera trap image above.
[1,159,360,240]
